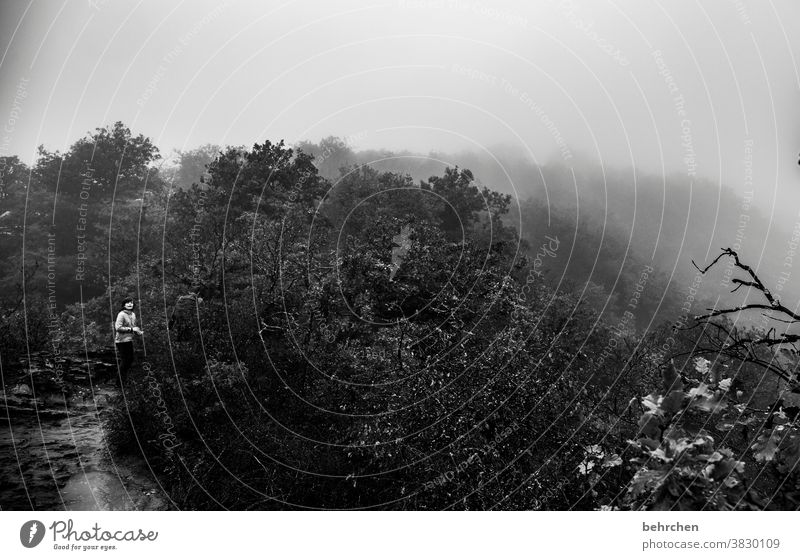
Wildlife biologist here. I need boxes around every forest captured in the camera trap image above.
[1,122,799,510]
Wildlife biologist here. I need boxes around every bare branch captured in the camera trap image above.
[675,319,799,387]
[692,248,800,323]
[695,303,789,322]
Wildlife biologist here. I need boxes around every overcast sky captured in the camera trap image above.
[2,0,800,220]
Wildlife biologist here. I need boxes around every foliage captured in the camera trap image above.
[623,360,763,510]
[619,248,800,510]
[7,124,797,510]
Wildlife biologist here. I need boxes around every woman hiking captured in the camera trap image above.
[114,297,143,384]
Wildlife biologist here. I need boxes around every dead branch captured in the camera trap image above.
[692,248,800,323]
[677,259,800,387]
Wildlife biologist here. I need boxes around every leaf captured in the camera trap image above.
[662,425,686,442]
[642,394,660,413]
[638,413,661,439]
[661,390,685,416]
[778,435,800,474]
[773,411,789,426]
[708,457,744,481]
[602,454,623,468]
[752,430,780,462]
[723,476,740,488]
[583,444,603,457]
[688,382,713,399]
[639,437,660,451]
[688,383,728,413]
[693,356,711,375]
[628,469,665,499]
[783,392,800,408]
[649,447,669,462]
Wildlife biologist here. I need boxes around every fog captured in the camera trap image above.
[6,0,800,516]
[2,1,800,217]
[3,0,800,300]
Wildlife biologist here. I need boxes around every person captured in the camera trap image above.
[114,297,143,384]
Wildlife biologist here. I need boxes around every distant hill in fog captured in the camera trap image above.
[291,137,799,331]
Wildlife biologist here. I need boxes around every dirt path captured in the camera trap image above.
[1,359,173,511]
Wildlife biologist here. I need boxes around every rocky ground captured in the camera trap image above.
[0,351,173,510]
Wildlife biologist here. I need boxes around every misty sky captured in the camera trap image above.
[2,0,800,220]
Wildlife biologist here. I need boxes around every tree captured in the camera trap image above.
[172,144,221,189]
[619,248,800,510]
[35,121,160,200]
